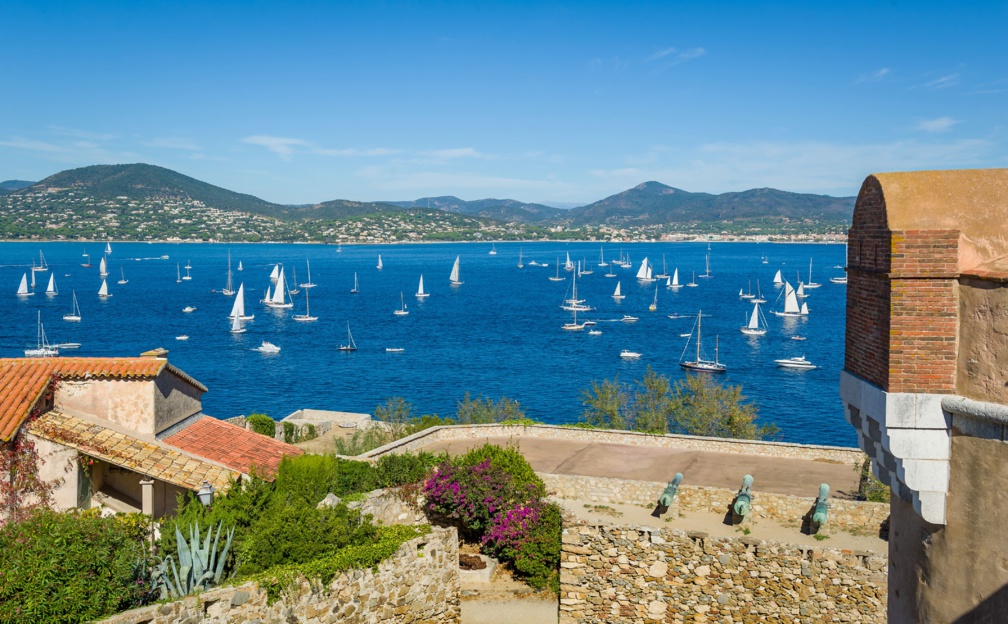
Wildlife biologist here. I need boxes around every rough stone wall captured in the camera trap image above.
[100,527,460,624]
[560,522,887,623]
[366,424,864,464]
[543,474,890,534]
[957,278,1008,404]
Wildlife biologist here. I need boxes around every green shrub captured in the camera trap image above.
[247,413,276,438]
[456,393,526,424]
[273,454,382,506]
[856,458,891,503]
[236,500,376,576]
[302,423,318,440]
[454,444,545,500]
[505,502,562,592]
[375,451,442,489]
[0,509,152,623]
[282,421,297,444]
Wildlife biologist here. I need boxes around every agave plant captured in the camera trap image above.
[152,521,235,600]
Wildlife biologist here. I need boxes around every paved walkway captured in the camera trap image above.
[419,435,861,498]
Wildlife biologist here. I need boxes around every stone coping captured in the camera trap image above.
[363,423,864,464]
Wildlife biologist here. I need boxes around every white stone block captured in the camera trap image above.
[897,459,950,493]
[885,393,917,428]
[915,490,947,525]
[916,394,952,429]
[883,429,950,460]
[839,371,862,407]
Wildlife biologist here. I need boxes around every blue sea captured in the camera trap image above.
[1,241,854,447]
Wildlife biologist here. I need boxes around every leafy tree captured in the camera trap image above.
[580,378,629,430]
[634,369,674,434]
[455,393,525,424]
[668,374,778,440]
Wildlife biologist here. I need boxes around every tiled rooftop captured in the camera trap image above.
[28,411,238,492]
[0,357,201,442]
[164,417,303,478]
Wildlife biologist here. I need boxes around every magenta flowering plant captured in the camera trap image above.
[424,459,518,534]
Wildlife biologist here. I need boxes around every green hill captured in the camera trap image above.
[565,181,853,226]
[1,180,34,192]
[390,196,565,223]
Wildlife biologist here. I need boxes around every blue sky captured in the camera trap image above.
[1,1,1005,205]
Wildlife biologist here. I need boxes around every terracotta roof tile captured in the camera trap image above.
[165,417,303,478]
[0,357,204,443]
[28,412,237,492]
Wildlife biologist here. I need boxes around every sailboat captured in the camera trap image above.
[830,274,848,285]
[564,252,574,272]
[393,292,409,316]
[740,301,768,336]
[699,247,712,278]
[337,243,342,253]
[288,267,300,295]
[350,272,360,294]
[229,283,255,321]
[561,306,585,331]
[176,264,182,283]
[184,259,192,270]
[773,281,805,317]
[668,268,682,290]
[635,257,654,283]
[229,313,246,334]
[33,251,48,272]
[489,243,497,255]
[561,270,591,311]
[269,264,280,281]
[612,281,625,300]
[549,257,565,282]
[762,254,769,264]
[31,269,36,290]
[739,280,754,299]
[292,286,317,322]
[63,290,81,322]
[46,273,58,295]
[579,259,593,276]
[686,272,698,287]
[598,246,607,268]
[266,267,293,308]
[16,273,33,297]
[654,255,669,279]
[679,310,726,373]
[517,248,523,269]
[25,311,59,358]
[773,269,784,286]
[338,322,358,351]
[117,268,128,285]
[99,255,108,278]
[604,261,617,278]
[376,255,384,270]
[795,273,806,299]
[416,274,429,298]
[237,260,243,271]
[299,260,316,289]
[182,266,192,281]
[222,251,235,296]
[81,252,92,268]
[649,285,658,311]
[449,256,463,286]
[804,258,822,289]
[98,278,111,299]
[752,281,767,304]
[105,242,112,255]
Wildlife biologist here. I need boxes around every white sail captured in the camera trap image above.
[31,270,35,288]
[377,255,383,270]
[46,273,57,295]
[671,268,680,288]
[449,256,462,285]
[564,252,574,271]
[773,269,783,285]
[416,274,429,298]
[263,285,272,301]
[270,268,287,305]
[778,281,800,315]
[801,301,809,315]
[105,242,112,255]
[98,278,110,298]
[518,248,523,269]
[237,260,243,271]
[635,257,651,280]
[748,304,761,329]
[612,281,625,300]
[229,283,245,318]
[230,314,245,333]
[16,273,32,296]
[99,255,108,277]
[64,291,81,321]
[269,264,280,281]
[796,281,806,298]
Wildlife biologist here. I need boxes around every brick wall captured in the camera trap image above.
[845,176,960,394]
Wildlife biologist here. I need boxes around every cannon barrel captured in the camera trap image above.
[658,472,684,507]
[812,483,830,528]
[733,474,754,517]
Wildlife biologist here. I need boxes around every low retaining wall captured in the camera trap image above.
[560,522,887,623]
[364,424,865,464]
[101,527,460,624]
[543,473,889,534]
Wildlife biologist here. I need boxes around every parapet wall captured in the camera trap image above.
[544,473,890,534]
[365,424,865,464]
[101,527,460,624]
[560,522,887,623]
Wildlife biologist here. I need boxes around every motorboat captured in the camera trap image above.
[255,341,281,354]
[183,306,197,313]
[620,350,642,359]
[621,315,638,323]
[774,355,816,370]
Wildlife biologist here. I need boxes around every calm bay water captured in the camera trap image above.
[2,241,854,447]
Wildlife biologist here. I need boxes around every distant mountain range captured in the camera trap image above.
[6,163,854,229]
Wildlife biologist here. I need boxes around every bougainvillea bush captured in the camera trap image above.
[423,444,560,591]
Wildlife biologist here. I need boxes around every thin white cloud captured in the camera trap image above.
[419,148,486,160]
[313,147,400,157]
[916,117,960,133]
[855,68,890,84]
[242,135,308,160]
[925,74,958,89]
[647,47,706,65]
[47,125,116,141]
[145,137,203,151]
[0,137,67,153]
